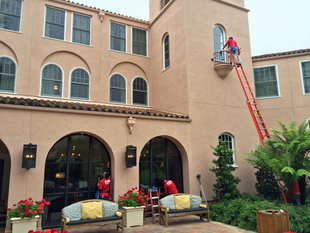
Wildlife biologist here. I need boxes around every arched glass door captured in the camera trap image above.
[139,137,183,194]
[42,134,110,228]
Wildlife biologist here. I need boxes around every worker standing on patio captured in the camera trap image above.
[222,37,242,66]
[98,172,111,200]
[161,178,178,195]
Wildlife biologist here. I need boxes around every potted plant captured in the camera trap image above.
[7,197,50,233]
[117,187,148,227]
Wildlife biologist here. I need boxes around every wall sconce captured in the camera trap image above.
[22,143,37,170]
[126,145,137,168]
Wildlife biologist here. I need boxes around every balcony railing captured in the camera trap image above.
[212,50,232,66]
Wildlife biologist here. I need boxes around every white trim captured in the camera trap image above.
[69,67,91,100]
[43,6,66,41]
[0,56,18,94]
[253,64,281,99]
[108,73,127,104]
[213,25,226,60]
[299,60,310,95]
[163,33,170,70]
[131,26,148,57]
[71,12,92,46]
[218,133,236,166]
[109,21,127,53]
[40,63,64,98]
[131,76,149,106]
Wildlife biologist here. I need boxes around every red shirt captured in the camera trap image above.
[164,180,178,194]
[225,39,238,48]
[99,177,110,197]
[293,181,300,194]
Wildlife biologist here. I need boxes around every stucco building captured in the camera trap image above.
[0,0,310,231]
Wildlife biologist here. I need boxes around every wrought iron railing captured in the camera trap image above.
[212,50,232,66]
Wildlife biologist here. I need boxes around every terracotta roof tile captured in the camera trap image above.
[252,48,310,60]
[0,96,190,120]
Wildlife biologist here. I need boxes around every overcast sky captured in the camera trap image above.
[76,0,310,56]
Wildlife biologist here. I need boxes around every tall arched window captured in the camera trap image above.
[132,77,148,106]
[70,68,90,100]
[163,34,170,69]
[43,134,110,228]
[139,137,183,194]
[0,57,16,93]
[213,26,225,61]
[41,64,63,97]
[218,133,235,165]
[109,74,126,104]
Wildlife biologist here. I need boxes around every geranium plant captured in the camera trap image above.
[28,229,67,233]
[117,187,148,208]
[7,197,50,219]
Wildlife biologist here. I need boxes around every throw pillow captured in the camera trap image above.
[81,201,103,219]
[200,203,208,208]
[160,195,176,210]
[190,195,202,208]
[115,211,122,217]
[174,195,190,210]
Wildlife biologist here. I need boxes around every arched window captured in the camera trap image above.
[43,134,110,227]
[41,64,63,97]
[218,133,235,165]
[139,137,183,194]
[213,26,225,61]
[0,57,16,93]
[70,68,90,100]
[163,34,170,69]
[132,77,148,106]
[109,74,126,104]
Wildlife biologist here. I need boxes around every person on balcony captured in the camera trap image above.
[222,37,242,67]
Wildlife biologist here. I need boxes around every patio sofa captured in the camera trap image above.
[158,193,209,227]
[60,199,123,232]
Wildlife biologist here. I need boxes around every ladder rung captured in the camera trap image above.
[152,205,158,207]
[151,197,158,199]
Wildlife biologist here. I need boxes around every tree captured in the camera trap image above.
[244,121,310,204]
[209,140,241,202]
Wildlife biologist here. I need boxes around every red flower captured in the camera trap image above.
[120,202,123,205]
[144,195,147,198]
[130,195,133,198]
[140,203,143,206]
[29,197,33,201]
[140,188,144,191]
[41,199,46,202]
[38,207,42,211]
[135,187,138,189]
[7,208,11,211]
[34,210,37,214]
[132,188,135,190]
[13,204,16,207]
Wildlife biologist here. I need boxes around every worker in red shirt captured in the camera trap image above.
[161,178,178,195]
[98,172,111,200]
[222,37,242,67]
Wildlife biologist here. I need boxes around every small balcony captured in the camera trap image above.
[212,50,234,79]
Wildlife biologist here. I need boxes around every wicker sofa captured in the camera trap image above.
[158,193,210,227]
[60,199,123,232]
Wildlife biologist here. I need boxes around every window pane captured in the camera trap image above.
[71,69,89,99]
[110,22,126,52]
[213,26,224,54]
[132,28,147,56]
[72,13,90,45]
[69,163,88,192]
[0,57,15,93]
[70,135,89,162]
[41,64,62,97]
[44,164,66,194]
[167,141,181,162]
[139,162,150,189]
[133,78,147,105]
[140,142,150,161]
[253,66,279,98]
[152,138,165,162]
[45,7,65,40]
[168,161,183,192]
[164,35,170,69]
[46,137,68,163]
[110,74,126,103]
[0,0,22,31]
[91,138,109,162]
[302,61,310,94]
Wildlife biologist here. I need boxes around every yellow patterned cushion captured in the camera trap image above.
[174,195,190,210]
[116,211,122,217]
[81,202,103,219]
[66,217,70,223]
[200,204,208,208]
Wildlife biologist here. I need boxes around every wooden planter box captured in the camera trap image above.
[256,207,290,233]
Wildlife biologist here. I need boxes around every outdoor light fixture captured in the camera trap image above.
[126,145,137,168]
[22,143,37,170]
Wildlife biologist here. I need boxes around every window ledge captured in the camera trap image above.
[0,28,22,34]
[256,95,281,100]
[162,65,171,73]
[109,49,149,58]
[42,36,93,47]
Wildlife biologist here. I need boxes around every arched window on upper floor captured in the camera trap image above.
[218,133,236,165]
[0,56,16,93]
[163,34,170,69]
[132,77,148,106]
[109,73,126,104]
[70,68,90,100]
[41,64,63,98]
[213,25,225,61]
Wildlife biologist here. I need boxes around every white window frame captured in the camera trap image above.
[218,133,236,166]
[163,34,170,70]
[131,77,149,106]
[69,67,91,100]
[131,27,148,57]
[40,63,64,98]
[71,12,92,46]
[300,60,310,95]
[213,25,225,61]
[0,0,23,32]
[43,6,66,41]
[0,56,17,94]
[109,21,127,53]
[253,64,281,99]
[109,73,127,104]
